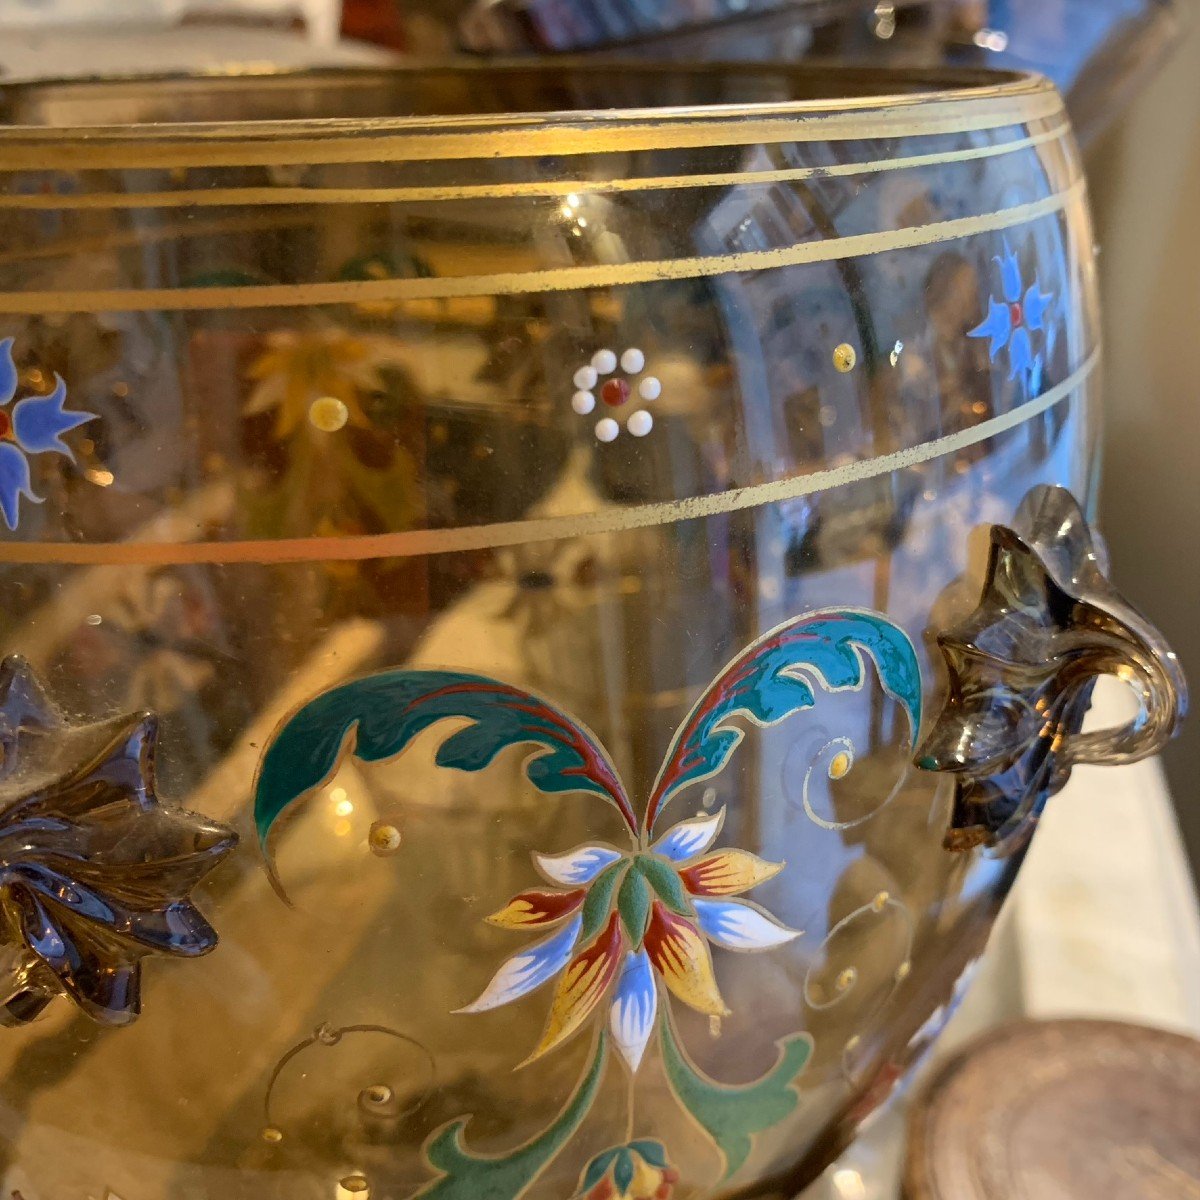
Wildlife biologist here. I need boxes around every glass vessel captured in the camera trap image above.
[0,63,1183,1199]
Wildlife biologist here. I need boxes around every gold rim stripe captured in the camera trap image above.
[0,179,1084,314]
[0,349,1098,567]
[0,122,1070,209]
[0,89,1062,170]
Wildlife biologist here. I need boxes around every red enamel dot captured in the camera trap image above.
[601,378,631,407]
[1009,302,1023,328]
[0,409,11,440]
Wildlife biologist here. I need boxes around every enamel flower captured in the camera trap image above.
[0,337,96,531]
[253,611,922,1194]
[459,806,799,1070]
[577,1140,678,1200]
[245,328,385,437]
[968,240,1053,394]
[256,614,919,1071]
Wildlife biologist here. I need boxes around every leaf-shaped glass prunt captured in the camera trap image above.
[644,609,923,835]
[917,485,1187,853]
[0,656,237,1027]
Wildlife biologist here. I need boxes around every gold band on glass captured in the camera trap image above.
[0,348,1098,567]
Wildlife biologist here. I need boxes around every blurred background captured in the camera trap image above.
[1087,7,1200,872]
[0,0,1195,870]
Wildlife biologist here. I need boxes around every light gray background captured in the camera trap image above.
[1090,2,1200,874]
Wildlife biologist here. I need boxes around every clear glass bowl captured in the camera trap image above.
[0,63,1177,1200]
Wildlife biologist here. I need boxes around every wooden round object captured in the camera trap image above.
[905,1019,1200,1200]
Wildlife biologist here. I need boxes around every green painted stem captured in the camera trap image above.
[414,1033,608,1200]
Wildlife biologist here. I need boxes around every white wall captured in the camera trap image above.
[1089,2,1200,866]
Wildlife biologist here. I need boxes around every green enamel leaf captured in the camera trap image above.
[613,1150,635,1193]
[579,1148,621,1194]
[617,868,652,944]
[660,1017,813,1179]
[253,670,637,889]
[580,861,625,944]
[629,1140,668,1169]
[638,854,692,914]
[416,1034,608,1200]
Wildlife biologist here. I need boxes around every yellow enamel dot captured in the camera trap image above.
[308,395,349,432]
[260,1126,284,1144]
[836,968,857,991]
[361,1083,394,1109]
[833,343,857,373]
[368,821,402,856]
[871,891,890,913]
[828,751,852,779]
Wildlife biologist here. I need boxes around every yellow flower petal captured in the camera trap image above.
[644,902,728,1017]
[523,912,623,1064]
[486,888,586,929]
[679,849,784,897]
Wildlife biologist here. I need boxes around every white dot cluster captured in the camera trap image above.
[569,347,660,441]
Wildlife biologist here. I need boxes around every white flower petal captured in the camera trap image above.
[609,949,658,1072]
[456,915,582,1012]
[693,897,800,951]
[535,844,623,886]
[652,808,725,862]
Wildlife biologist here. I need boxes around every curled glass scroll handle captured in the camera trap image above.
[916,485,1187,853]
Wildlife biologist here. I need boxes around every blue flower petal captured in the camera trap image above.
[1023,281,1052,332]
[535,844,623,886]
[609,949,657,1072]
[652,808,724,862]
[12,376,96,458]
[0,338,16,407]
[968,298,1013,360]
[1007,326,1034,385]
[1028,353,1045,398]
[997,241,1022,304]
[1045,312,1059,362]
[693,897,801,950]
[456,914,582,1013]
[0,442,40,530]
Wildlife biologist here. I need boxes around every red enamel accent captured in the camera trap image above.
[577,910,624,971]
[0,409,11,440]
[678,849,780,896]
[645,621,822,832]
[601,378,631,407]
[528,910,624,1060]
[1009,301,1023,328]
[680,858,718,895]
[643,901,727,1016]
[401,680,636,831]
[490,887,586,927]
